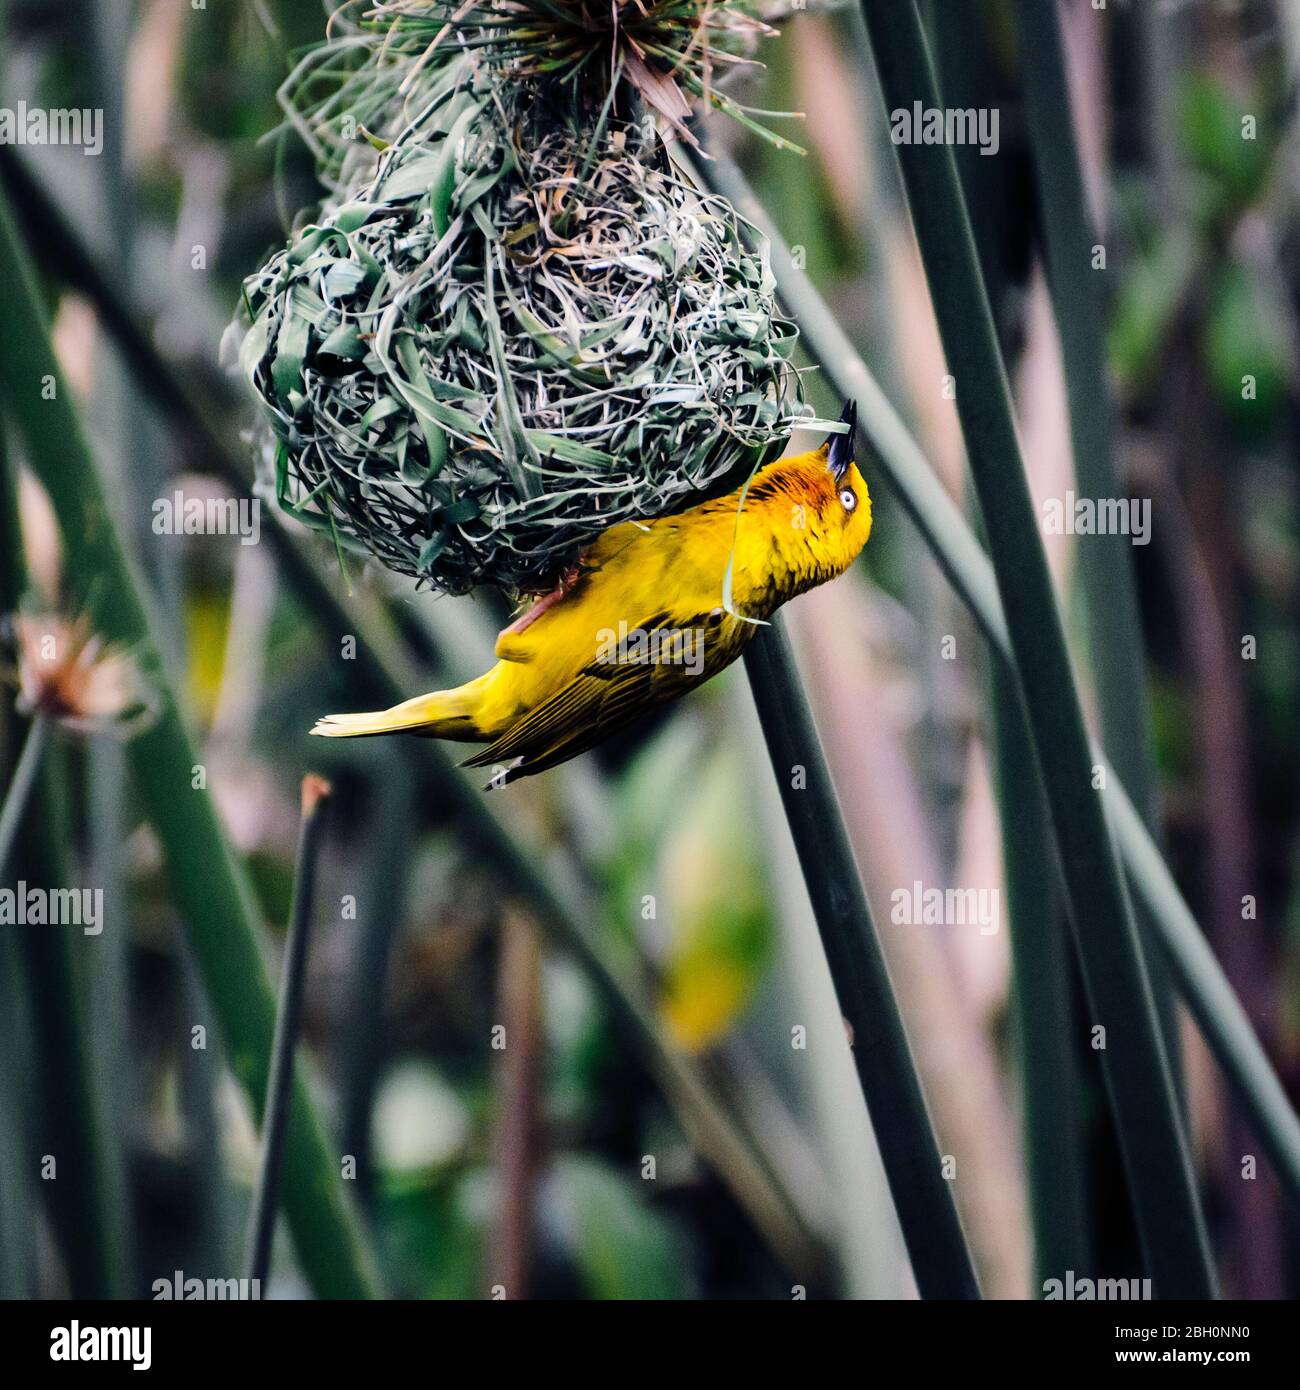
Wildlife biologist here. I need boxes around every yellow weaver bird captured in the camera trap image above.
[312,402,871,783]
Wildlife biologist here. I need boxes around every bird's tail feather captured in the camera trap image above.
[310,683,484,740]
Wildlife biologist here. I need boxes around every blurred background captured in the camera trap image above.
[1,0,1299,1300]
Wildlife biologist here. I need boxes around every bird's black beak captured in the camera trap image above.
[827,399,857,483]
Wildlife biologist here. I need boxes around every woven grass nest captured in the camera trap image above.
[239,3,806,595]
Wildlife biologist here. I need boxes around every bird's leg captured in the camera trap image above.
[500,563,582,638]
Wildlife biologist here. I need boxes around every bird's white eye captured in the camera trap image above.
[839,487,857,512]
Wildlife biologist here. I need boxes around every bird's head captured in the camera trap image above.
[748,400,872,589]
[818,398,872,562]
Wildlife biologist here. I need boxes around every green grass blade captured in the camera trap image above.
[0,428,127,1297]
[0,188,382,1301]
[1109,788,1300,1215]
[1013,0,1181,1083]
[0,715,47,879]
[0,426,36,1297]
[245,777,332,1284]
[1011,0,1157,822]
[858,0,1214,1298]
[921,20,1095,1274]
[12,732,128,1297]
[745,618,981,1300]
[0,899,33,1296]
[0,686,35,1298]
[990,668,1091,1288]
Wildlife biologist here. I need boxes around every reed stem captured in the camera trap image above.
[1013,0,1180,1087]
[0,714,48,878]
[744,617,980,1299]
[858,0,1214,1297]
[245,776,332,1285]
[990,669,1092,1287]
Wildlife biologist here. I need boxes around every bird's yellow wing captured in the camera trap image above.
[464,609,752,783]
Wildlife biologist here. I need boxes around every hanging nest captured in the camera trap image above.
[239,3,807,595]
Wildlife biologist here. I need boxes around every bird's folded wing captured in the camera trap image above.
[464,610,748,778]
[461,668,658,778]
